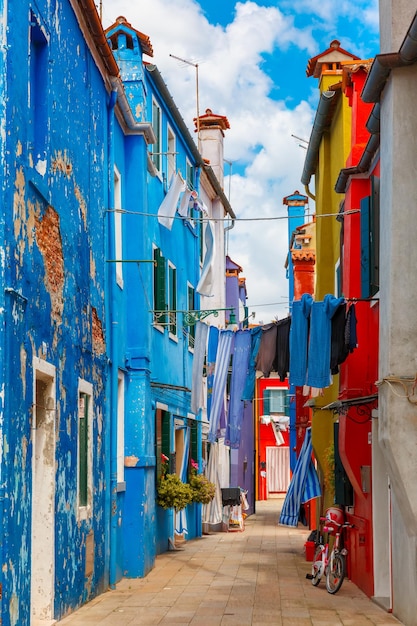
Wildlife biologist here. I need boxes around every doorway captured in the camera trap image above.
[31,357,56,622]
[266,446,290,495]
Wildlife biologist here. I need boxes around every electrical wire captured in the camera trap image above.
[105,208,359,223]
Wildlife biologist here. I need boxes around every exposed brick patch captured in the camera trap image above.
[92,307,105,355]
[35,206,64,345]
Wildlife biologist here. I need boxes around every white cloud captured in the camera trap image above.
[102,0,375,322]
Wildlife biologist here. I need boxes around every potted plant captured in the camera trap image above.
[189,459,216,505]
[157,472,193,511]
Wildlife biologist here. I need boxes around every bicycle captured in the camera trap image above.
[306,512,354,594]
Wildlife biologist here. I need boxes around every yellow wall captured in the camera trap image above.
[311,72,352,511]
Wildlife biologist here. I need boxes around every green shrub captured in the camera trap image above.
[157,473,193,511]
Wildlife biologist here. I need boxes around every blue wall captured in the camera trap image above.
[1,2,112,622]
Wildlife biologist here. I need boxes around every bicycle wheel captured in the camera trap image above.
[326,552,345,594]
[311,545,324,586]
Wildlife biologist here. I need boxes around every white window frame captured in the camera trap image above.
[152,97,162,174]
[117,371,125,488]
[114,165,123,288]
[77,378,93,521]
[167,124,176,186]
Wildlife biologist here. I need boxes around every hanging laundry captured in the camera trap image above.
[274,316,291,382]
[178,188,193,217]
[206,326,219,420]
[241,326,263,401]
[197,220,216,296]
[225,330,252,448]
[256,322,278,377]
[191,321,209,414]
[289,293,313,387]
[330,302,349,374]
[306,294,344,389]
[345,303,358,352]
[208,330,234,443]
[157,171,186,229]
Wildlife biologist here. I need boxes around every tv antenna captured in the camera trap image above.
[170,54,201,151]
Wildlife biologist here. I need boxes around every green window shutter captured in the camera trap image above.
[191,423,198,470]
[188,285,195,347]
[153,248,166,324]
[370,176,380,297]
[169,265,177,335]
[263,389,271,416]
[360,195,371,299]
[334,422,353,506]
[79,393,88,507]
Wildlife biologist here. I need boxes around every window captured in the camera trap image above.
[360,176,380,298]
[187,284,195,349]
[168,262,177,337]
[153,246,166,326]
[78,379,93,517]
[263,388,287,416]
[30,11,48,170]
[167,125,176,186]
[152,98,162,172]
[186,158,195,190]
[156,408,171,479]
[114,166,123,288]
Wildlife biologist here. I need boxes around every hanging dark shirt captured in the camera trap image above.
[274,316,291,381]
[256,323,278,377]
[330,303,349,374]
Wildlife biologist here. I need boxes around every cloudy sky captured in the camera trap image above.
[101,0,379,324]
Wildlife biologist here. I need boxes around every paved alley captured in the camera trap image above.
[57,498,402,625]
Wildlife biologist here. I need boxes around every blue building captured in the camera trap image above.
[0,2,236,621]
[0,1,122,622]
[105,16,236,577]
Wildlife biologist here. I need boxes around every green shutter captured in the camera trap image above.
[153,248,166,324]
[370,176,380,297]
[360,195,371,299]
[169,265,177,335]
[188,286,195,347]
[334,422,353,506]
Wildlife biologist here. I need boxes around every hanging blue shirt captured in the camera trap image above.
[306,294,344,388]
[289,293,313,387]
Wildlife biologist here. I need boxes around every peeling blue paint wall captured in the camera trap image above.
[1,2,112,623]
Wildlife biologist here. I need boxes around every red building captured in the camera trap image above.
[334,61,379,598]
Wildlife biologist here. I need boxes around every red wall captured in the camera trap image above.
[257,378,289,500]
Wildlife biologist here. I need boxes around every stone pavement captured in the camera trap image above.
[57,497,402,625]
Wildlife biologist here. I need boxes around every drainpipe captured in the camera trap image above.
[301,90,337,188]
[106,88,118,590]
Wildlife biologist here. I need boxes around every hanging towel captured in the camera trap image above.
[208,330,234,443]
[197,220,216,296]
[256,323,278,377]
[178,188,193,218]
[241,326,263,401]
[306,294,344,389]
[206,326,219,420]
[225,330,252,448]
[191,321,209,414]
[289,293,313,387]
[279,427,321,527]
[157,172,186,229]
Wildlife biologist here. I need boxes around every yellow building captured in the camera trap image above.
[300,41,359,512]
